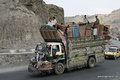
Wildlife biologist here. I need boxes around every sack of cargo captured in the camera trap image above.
[67,28,73,37]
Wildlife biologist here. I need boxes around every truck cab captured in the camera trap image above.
[28,42,66,74]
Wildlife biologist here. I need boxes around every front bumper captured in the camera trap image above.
[105,55,114,59]
[28,62,52,73]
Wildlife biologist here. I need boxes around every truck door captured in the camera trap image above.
[52,45,61,58]
[52,44,65,60]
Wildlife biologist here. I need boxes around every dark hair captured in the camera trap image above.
[53,17,55,19]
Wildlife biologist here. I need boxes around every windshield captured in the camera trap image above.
[35,43,51,54]
[108,48,117,52]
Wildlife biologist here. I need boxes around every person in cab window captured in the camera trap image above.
[52,45,59,52]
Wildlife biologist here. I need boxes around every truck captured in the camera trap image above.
[28,24,105,75]
[105,46,120,59]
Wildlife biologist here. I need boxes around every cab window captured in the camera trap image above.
[52,45,60,52]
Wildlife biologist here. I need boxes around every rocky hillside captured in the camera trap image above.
[65,8,120,37]
[0,0,64,50]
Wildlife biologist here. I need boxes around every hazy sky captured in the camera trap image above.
[44,0,120,17]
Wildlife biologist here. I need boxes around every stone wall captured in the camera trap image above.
[0,53,34,68]
[0,0,64,50]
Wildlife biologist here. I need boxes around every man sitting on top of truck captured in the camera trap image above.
[51,17,57,26]
[94,16,100,27]
[47,17,57,29]
[92,16,100,39]
[47,18,53,26]
[83,15,89,24]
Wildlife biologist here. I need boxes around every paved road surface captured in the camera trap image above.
[0,40,120,80]
[0,58,120,80]
[110,40,120,47]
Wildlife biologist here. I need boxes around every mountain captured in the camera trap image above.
[64,8,120,37]
[65,8,120,27]
[0,0,64,50]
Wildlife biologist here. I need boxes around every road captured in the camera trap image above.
[0,40,120,80]
[0,58,120,80]
[109,40,120,47]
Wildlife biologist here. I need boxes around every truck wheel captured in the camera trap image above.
[88,57,96,68]
[55,63,65,75]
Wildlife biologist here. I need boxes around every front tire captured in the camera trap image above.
[88,57,96,68]
[55,63,65,75]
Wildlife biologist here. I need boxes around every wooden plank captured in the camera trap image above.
[53,31,61,39]
[48,31,55,39]
[45,31,51,39]
[40,31,47,39]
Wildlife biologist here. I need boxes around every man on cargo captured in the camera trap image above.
[93,27,98,39]
[92,16,100,39]
[47,17,57,29]
[94,16,100,27]
[52,17,57,26]
[47,18,52,26]
[83,15,89,24]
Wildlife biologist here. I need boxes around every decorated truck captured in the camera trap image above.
[28,24,105,75]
